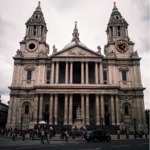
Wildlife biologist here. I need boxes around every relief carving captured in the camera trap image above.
[20,94,34,101]
[68,49,87,55]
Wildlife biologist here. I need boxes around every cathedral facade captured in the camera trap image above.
[6,2,146,131]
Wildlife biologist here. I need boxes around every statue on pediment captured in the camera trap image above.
[131,50,139,58]
[53,45,57,53]
[97,45,101,54]
[16,49,22,57]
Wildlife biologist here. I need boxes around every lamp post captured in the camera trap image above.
[21,115,23,132]
[133,118,137,138]
[101,117,104,130]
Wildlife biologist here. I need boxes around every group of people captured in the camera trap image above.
[0,127,55,143]
[0,126,88,143]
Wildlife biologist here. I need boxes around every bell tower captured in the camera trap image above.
[18,1,49,58]
[104,2,135,58]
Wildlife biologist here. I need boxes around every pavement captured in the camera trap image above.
[0,134,149,147]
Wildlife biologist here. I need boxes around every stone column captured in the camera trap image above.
[70,62,73,84]
[65,62,68,84]
[137,65,142,86]
[64,94,68,125]
[81,62,84,84]
[115,95,120,125]
[95,62,98,84]
[69,94,73,125]
[96,94,100,125]
[17,65,21,85]
[39,94,43,121]
[136,97,141,124]
[12,65,17,85]
[56,62,59,84]
[81,94,85,124]
[86,62,89,84]
[34,95,38,123]
[140,97,146,125]
[49,95,53,125]
[86,94,89,125]
[9,97,17,128]
[108,65,112,84]
[50,62,54,84]
[100,95,105,125]
[54,94,58,125]
[41,64,46,84]
[99,63,103,84]
[111,95,115,125]
[113,26,116,36]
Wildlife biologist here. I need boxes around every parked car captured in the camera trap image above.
[85,129,111,142]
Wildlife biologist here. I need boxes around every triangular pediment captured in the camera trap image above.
[53,46,100,57]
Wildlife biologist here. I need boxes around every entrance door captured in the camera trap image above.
[105,114,110,125]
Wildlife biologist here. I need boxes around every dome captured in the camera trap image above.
[63,41,88,50]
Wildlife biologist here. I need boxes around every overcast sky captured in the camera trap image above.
[0,0,149,109]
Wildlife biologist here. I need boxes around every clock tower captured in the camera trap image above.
[104,2,134,58]
[19,2,49,58]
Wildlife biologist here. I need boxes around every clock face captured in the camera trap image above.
[115,41,128,53]
[26,40,38,52]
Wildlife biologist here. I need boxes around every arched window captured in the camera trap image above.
[125,106,129,115]
[25,105,29,114]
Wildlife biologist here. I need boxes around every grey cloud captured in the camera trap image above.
[131,0,149,21]
[48,0,81,11]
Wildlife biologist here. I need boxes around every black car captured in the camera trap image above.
[85,129,111,142]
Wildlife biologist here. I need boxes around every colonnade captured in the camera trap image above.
[35,94,121,126]
[50,61,103,84]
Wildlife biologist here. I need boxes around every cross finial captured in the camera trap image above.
[113,2,116,8]
[75,21,77,28]
[38,1,41,7]
[71,21,80,43]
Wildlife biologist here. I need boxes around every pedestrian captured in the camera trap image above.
[12,130,15,141]
[44,129,49,143]
[22,130,26,141]
[64,130,68,142]
[40,129,45,144]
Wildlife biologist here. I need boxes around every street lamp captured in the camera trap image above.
[21,115,23,132]
[101,117,104,130]
[133,118,137,138]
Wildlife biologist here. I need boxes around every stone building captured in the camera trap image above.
[0,96,8,128]
[6,2,146,131]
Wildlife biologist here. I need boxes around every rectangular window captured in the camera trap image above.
[27,70,32,80]
[103,71,107,80]
[122,71,127,81]
[118,26,120,36]
[46,70,50,83]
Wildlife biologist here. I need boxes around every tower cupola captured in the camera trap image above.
[106,2,129,42]
[24,1,48,42]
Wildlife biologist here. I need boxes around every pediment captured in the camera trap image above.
[54,46,100,57]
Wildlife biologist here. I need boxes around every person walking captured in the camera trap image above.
[40,129,45,144]
[22,130,26,141]
[12,130,15,141]
[44,129,49,143]
[64,130,68,142]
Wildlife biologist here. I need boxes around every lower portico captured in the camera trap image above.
[33,91,121,127]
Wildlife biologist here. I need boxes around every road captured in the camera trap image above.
[0,137,149,150]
